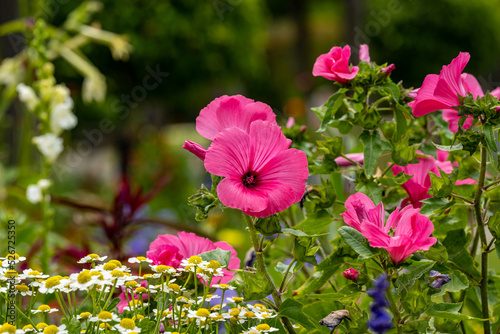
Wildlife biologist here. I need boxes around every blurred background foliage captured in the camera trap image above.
[1,0,500,267]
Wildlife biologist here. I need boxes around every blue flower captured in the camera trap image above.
[367,274,392,334]
[428,270,451,290]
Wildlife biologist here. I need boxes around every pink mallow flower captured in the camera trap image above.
[341,193,437,264]
[204,120,308,217]
[342,268,360,282]
[334,153,364,167]
[147,231,240,285]
[391,150,476,208]
[196,95,277,140]
[182,140,207,161]
[409,52,500,133]
[313,45,359,84]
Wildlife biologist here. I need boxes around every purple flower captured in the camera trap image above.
[428,270,451,290]
[367,274,392,334]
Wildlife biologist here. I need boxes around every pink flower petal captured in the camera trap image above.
[359,44,371,62]
[182,140,206,161]
[217,177,268,213]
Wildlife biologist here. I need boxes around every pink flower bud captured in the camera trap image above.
[182,140,207,161]
[342,268,359,282]
[381,64,395,76]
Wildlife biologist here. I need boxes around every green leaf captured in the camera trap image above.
[105,297,121,312]
[442,230,481,282]
[433,142,464,152]
[275,261,294,274]
[394,103,408,140]
[279,298,317,330]
[379,171,413,187]
[198,248,232,267]
[242,269,274,301]
[338,226,374,259]
[395,261,435,294]
[428,167,457,197]
[487,212,500,259]
[293,210,332,235]
[309,284,361,301]
[317,89,348,132]
[484,123,498,153]
[355,178,383,205]
[255,215,282,236]
[295,263,341,295]
[427,303,486,321]
[282,228,326,237]
[420,197,455,216]
[359,130,385,176]
[383,82,400,101]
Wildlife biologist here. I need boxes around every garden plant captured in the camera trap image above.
[3,4,500,334]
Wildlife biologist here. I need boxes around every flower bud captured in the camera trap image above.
[342,268,359,282]
[427,270,451,290]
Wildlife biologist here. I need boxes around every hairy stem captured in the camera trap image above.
[244,215,297,334]
[474,145,490,334]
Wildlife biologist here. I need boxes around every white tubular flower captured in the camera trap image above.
[32,133,63,163]
[82,74,106,103]
[26,184,43,204]
[17,83,40,111]
[50,97,77,135]
[0,58,22,86]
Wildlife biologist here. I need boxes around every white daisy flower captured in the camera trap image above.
[114,318,141,333]
[89,311,121,323]
[77,254,108,264]
[212,283,236,290]
[128,257,152,264]
[31,304,58,314]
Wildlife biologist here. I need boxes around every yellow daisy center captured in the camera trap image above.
[4,270,18,278]
[188,256,203,264]
[28,270,41,276]
[136,256,147,261]
[0,323,16,334]
[87,254,100,260]
[89,271,103,280]
[256,324,271,331]
[15,284,29,292]
[232,297,243,303]
[79,312,91,318]
[77,271,91,284]
[244,311,255,318]
[207,260,221,269]
[37,305,51,312]
[36,323,48,330]
[125,281,138,288]
[108,260,122,267]
[102,263,117,271]
[119,318,135,330]
[196,308,210,317]
[168,283,180,292]
[134,287,147,294]
[44,277,61,288]
[43,325,60,334]
[22,325,34,331]
[97,311,112,320]
[110,270,124,278]
[230,310,240,316]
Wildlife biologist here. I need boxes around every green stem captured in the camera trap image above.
[244,215,296,334]
[474,145,490,334]
[385,283,402,333]
[279,261,295,294]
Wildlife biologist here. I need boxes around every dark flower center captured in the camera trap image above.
[243,172,257,187]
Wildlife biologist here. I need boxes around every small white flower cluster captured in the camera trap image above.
[26,179,51,204]
[0,253,279,334]
[16,76,77,169]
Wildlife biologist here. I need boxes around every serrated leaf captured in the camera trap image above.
[275,261,294,274]
[433,142,464,152]
[242,269,274,301]
[293,210,332,235]
[395,261,435,294]
[394,103,408,140]
[317,89,348,132]
[359,130,385,176]
[379,171,413,187]
[279,298,317,330]
[443,230,481,282]
[427,303,486,321]
[338,226,374,259]
[282,228,326,237]
[420,197,455,216]
[105,297,121,312]
[309,284,361,301]
[484,123,498,153]
[198,248,232,267]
